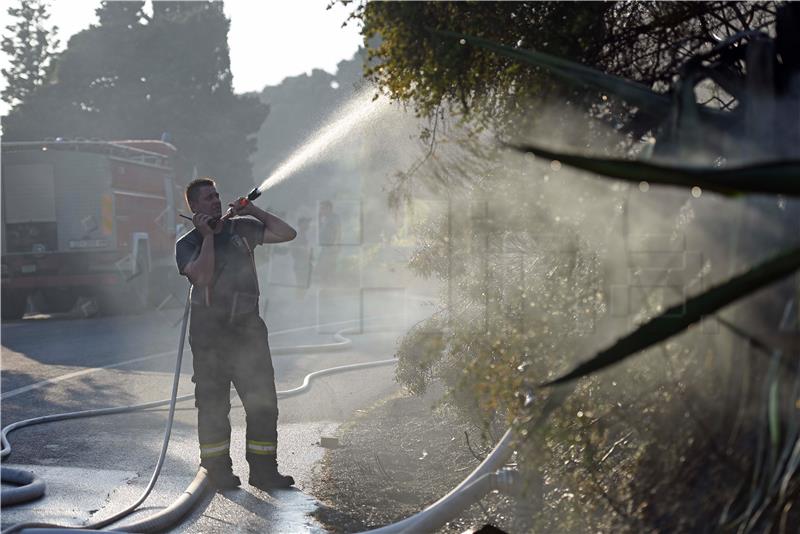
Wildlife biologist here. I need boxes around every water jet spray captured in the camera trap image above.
[254,89,392,194]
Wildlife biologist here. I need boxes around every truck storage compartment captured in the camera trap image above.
[2,162,58,253]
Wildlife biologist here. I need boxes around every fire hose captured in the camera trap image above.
[1,289,532,534]
[2,264,531,533]
[0,288,532,534]
[0,288,396,533]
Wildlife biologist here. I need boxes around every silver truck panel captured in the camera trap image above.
[53,152,115,252]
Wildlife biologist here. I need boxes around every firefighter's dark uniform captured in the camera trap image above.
[175,217,286,486]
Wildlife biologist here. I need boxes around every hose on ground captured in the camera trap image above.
[360,385,574,533]
[1,290,192,534]
[0,468,45,507]
[112,468,208,533]
[1,294,397,533]
[361,428,517,534]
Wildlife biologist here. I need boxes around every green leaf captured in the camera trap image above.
[543,246,800,386]
[510,142,800,197]
[435,29,669,119]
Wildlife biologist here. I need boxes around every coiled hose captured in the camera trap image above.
[1,291,193,533]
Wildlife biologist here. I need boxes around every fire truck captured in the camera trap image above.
[1,139,184,320]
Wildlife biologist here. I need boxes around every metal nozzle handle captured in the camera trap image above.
[208,189,260,229]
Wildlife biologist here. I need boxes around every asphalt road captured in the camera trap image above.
[1,287,431,532]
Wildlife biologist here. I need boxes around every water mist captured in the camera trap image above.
[255,87,394,195]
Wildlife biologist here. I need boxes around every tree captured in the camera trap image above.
[346,1,778,134]
[1,0,59,108]
[1,1,267,195]
[95,1,146,27]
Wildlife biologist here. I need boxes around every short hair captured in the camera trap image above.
[185,177,216,205]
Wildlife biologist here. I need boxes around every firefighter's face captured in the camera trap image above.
[192,185,222,217]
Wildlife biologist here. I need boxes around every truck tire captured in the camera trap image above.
[95,277,149,316]
[2,290,28,320]
[41,289,79,313]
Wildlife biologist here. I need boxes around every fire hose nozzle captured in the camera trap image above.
[208,188,261,229]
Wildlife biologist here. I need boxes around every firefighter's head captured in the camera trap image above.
[185,177,222,218]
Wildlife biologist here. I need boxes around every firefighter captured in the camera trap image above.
[175,177,297,490]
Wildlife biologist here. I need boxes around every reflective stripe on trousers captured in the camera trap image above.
[200,439,231,459]
[246,439,276,455]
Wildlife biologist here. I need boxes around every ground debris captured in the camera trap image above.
[311,389,515,533]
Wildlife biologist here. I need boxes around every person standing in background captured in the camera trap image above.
[316,200,341,285]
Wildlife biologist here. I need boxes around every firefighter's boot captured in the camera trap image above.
[249,458,294,490]
[203,457,241,491]
[249,470,295,490]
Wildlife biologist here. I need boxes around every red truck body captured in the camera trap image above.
[1,139,184,318]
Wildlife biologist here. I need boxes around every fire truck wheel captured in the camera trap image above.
[40,289,79,314]
[94,286,147,316]
[1,290,28,320]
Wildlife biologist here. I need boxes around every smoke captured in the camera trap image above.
[256,76,798,390]
[342,91,800,531]
[172,66,800,531]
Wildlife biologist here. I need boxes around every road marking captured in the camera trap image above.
[0,317,368,401]
[1,351,176,400]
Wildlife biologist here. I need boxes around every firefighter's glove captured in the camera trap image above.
[228,196,256,217]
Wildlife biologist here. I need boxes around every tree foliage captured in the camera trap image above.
[342,2,798,531]
[346,1,778,132]
[95,1,147,27]
[2,1,267,195]
[1,0,59,108]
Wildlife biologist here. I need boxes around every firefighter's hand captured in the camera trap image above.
[193,213,214,237]
[229,197,255,217]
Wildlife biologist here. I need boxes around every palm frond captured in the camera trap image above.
[510,142,800,197]
[544,246,800,386]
